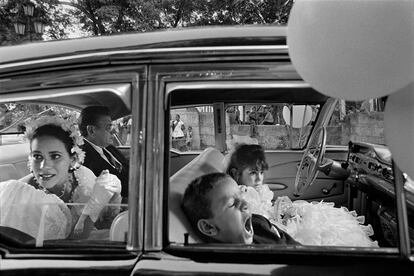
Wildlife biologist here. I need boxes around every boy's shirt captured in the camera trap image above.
[252,214,300,245]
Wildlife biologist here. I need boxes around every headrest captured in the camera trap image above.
[169,147,226,244]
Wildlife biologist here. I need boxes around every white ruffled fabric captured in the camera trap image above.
[0,180,72,240]
[239,185,379,247]
[0,165,121,242]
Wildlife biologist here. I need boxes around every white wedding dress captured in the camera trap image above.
[240,184,378,247]
[0,166,120,244]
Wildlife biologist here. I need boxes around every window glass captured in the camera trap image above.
[326,99,386,146]
[113,115,132,146]
[170,106,215,152]
[0,103,79,146]
[225,104,319,150]
[169,101,399,250]
[0,102,128,247]
[334,97,402,249]
[404,175,414,253]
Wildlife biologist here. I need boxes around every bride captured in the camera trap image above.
[0,115,122,244]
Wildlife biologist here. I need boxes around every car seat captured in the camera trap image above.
[109,210,128,242]
[109,147,227,243]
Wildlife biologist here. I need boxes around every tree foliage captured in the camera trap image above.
[0,0,293,45]
[0,0,69,45]
[63,0,293,34]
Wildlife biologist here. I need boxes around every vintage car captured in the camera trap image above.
[0,24,413,275]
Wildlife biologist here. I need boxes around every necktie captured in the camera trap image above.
[103,148,122,173]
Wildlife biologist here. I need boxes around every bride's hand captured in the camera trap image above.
[73,215,86,237]
[95,170,122,194]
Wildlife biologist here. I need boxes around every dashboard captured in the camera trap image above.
[348,142,393,184]
[346,141,414,247]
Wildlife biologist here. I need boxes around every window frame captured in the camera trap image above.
[0,83,139,254]
[163,82,403,261]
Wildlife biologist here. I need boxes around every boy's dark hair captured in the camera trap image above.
[78,106,110,137]
[226,144,269,178]
[182,172,230,238]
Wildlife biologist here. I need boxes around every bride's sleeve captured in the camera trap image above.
[75,165,97,193]
[0,179,72,241]
[75,167,121,223]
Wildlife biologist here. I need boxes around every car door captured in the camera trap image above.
[0,83,140,274]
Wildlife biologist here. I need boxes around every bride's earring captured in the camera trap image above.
[69,158,77,172]
[27,158,33,174]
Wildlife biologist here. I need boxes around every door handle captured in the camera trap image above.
[322,182,337,195]
[267,183,287,191]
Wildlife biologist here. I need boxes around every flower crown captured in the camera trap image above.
[25,115,85,168]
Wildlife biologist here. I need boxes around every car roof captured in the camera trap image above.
[0,25,327,118]
[0,25,287,67]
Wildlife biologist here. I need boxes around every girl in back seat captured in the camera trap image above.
[227,144,378,247]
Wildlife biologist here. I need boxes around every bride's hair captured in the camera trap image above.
[25,115,85,167]
[31,124,75,156]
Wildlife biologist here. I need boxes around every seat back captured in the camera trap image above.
[109,210,128,242]
[168,147,226,244]
[0,164,20,182]
[0,143,30,182]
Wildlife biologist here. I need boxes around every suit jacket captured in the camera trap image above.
[252,214,300,245]
[81,140,129,199]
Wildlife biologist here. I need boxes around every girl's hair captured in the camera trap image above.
[30,124,75,156]
[227,144,269,178]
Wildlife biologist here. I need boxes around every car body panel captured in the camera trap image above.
[132,256,412,276]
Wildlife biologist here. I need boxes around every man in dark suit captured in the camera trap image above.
[78,106,129,202]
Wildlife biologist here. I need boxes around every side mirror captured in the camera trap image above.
[282,105,313,128]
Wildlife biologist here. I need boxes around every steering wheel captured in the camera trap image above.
[294,127,327,196]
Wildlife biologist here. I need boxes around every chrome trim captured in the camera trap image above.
[0,45,287,71]
[127,73,146,251]
[143,68,165,251]
[0,83,131,110]
[2,259,137,270]
[167,80,310,92]
[392,162,411,259]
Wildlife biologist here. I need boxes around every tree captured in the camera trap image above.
[0,0,294,45]
[0,0,67,45]
[52,0,294,36]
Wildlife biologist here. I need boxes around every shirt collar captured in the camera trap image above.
[84,138,104,155]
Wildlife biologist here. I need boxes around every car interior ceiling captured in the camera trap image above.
[20,91,131,120]
[170,87,329,106]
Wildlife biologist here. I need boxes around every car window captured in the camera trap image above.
[325,97,414,251]
[326,98,386,146]
[404,174,414,253]
[113,115,132,146]
[0,101,129,247]
[170,106,215,152]
[168,94,407,253]
[0,103,74,146]
[225,104,319,151]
